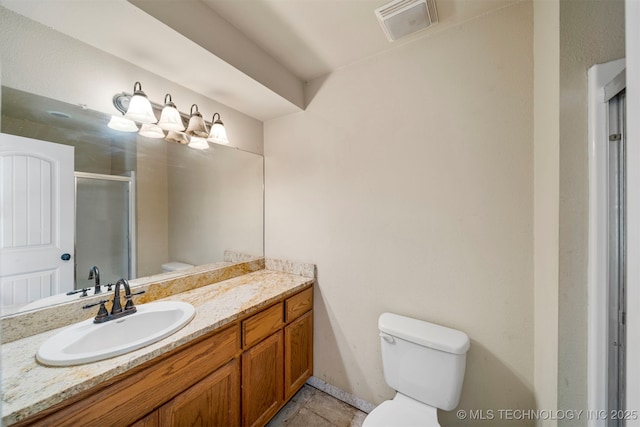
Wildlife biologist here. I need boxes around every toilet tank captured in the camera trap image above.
[161,262,194,273]
[378,312,470,411]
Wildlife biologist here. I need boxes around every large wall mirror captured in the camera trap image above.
[0,7,264,316]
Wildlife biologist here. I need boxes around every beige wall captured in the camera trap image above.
[533,0,559,424]
[265,2,534,425]
[136,138,169,277]
[167,143,264,266]
[558,0,625,423]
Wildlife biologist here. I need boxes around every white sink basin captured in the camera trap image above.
[20,291,93,312]
[36,301,195,366]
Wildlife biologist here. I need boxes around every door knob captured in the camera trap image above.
[61,253,71,261]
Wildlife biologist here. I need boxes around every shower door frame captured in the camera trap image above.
[607,89,626,425]
[587,59,626,426]
[74,171,136,282]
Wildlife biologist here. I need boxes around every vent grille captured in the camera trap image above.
[375,0,438,42]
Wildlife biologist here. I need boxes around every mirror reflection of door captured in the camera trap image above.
[0,133,75,313]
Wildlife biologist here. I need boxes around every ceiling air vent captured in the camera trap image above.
[375,0,438,42]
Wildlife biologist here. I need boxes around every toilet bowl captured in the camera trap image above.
[363,393,439,427]
[363,312,470,427]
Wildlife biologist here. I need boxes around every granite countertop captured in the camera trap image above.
[2,269,314,425]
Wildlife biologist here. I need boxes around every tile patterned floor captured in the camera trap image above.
[267,385,368,427]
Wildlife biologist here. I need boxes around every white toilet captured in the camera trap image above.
[161,261,194,273]
[363,312,470,427]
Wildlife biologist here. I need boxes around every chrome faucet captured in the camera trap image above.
[88,266,101,295]
[83,278,145,323]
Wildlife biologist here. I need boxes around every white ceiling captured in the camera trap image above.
[2,0,518,121]
[201,0,518,82]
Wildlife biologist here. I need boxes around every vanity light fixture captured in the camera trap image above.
[165,131,189,145]
[111,82,231,148]
[185,104,208,138]
[207,113,229,145]
[157,94,185,132]
[187,136,209,150]
[107,114,139,132]
[139,123,165,139]
[124,82,157,124]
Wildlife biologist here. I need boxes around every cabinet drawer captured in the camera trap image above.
[285,287,313,323]
[242,302,284,348]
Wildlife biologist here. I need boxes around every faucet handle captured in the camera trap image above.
[82,299,109,309]
[82,299,110,323]
[124,290,146,311]
[67,287,91,297]
[128,290,146,298]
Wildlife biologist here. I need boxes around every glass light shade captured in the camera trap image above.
[125,95,157,123]
[207,113,229,144]
[157,94,185,131]
[207,122,229,144]
[124,82,157,124]
[188,136,209,150]
[185,104,208,137]
[108,115,138,132]
[165,131,189,145]
[157,106,184,131]
[139,123,165,139]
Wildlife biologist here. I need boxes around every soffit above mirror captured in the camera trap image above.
[0,0,304,122]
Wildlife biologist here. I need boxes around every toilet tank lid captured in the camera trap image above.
[162,262,194,270]
[378,312,470,355]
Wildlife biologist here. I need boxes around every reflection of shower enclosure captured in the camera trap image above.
[74,172,136,289]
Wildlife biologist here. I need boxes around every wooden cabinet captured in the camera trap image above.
[19,325,240,427]
[130,358,240,427]
[241,286,314,426]
[159,358,240,427]
[130,411,158,427]
[284,310,313,400]
[242,331,284,427]
[242,302,284,348]
[16,285,313,427]
[284,286,313,322]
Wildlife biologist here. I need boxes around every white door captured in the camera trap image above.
[0,133,75,313]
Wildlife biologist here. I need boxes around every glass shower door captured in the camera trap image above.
[75,172,136,288]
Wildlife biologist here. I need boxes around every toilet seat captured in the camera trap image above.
[362,393,440,427]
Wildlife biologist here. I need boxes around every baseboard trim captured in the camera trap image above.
[306,376,376,414]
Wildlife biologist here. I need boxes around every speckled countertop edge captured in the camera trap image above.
[2,269,314,425]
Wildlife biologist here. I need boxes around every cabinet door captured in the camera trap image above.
[242,331,284,427]
[284,310,313,400]
[159,358,240,427]
[131,411,159,427]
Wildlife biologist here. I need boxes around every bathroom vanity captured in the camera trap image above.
[1,258,314,427]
